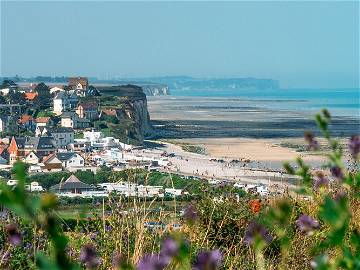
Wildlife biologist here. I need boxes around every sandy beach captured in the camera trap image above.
[146,95,355,172]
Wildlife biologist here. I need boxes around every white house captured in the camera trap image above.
[56,152,84,168]
[53,92,78,116]
[50,86,64,95]
[0,88,10,96]
[35,117,53,128]
[61,112,90,129]
[23,151,39,165]
[0,117,6,133]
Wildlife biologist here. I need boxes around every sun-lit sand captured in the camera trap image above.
[172,137,324,163]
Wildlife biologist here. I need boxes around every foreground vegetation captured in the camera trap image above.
[0,110,359,269]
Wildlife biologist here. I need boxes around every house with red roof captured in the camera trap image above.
[18,114,36,131]
[24,92,38,101]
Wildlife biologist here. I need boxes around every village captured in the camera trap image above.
[0,77,279,200]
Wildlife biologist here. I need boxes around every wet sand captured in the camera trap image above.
[147,96,357,170]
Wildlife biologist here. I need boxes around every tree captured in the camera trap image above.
[7,91,25,104]
[0,95,6,104]
[33,82,51,109]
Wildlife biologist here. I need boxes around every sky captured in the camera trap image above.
[0,1,359,88]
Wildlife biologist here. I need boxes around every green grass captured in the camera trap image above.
[181,144,206,155]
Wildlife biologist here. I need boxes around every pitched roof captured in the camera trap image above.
[18,114,33,124]
[25,151,39,159]
[16,137,56,150]
[42,153,55,163]
[24,92,38,100]
[101,109,117,116]
[56,152,76,161]
[49,174,94,191]
[78,102,97,109]
[36,117,51,123]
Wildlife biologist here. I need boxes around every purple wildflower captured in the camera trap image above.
[24,242,32,250]
[330,166,344,180]
[296,215,319,235]
[244,221,272,245]
[193,249,222,270]
[0,209,9,220]
[313,172,329,190]
[5,224,22,246]
[304,132,319,150]
[161,237,178,258]
[349,135,360,159]
[136,254,169,270]
[80,243,101,269]
[90,232,98,241]
[183,204,198,224]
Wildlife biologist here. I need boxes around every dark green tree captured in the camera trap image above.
[33,82,51,109]
[7,91,25,104]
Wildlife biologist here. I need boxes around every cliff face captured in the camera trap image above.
[138,84,169,96]
[97,85,153,144]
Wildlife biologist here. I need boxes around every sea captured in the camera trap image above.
[169,88,360,118]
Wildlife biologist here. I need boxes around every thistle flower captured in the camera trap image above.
[183,204,198,224]
[5,223,22,246]
[193,249,222,270]
[349,135,360,159]
[244,221,272,246]
[296,215,319,235]
[136,254,169,270]
[0,209,9,220]
[304,131,319,150]
[80,243,101,269]
[313,172,329,190]
[330,166,344,180]
[161,237,178,258]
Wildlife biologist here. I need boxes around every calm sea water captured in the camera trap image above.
[170,88,360,118]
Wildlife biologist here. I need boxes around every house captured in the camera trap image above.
[46,127,74,148]
[53,91,78,116]
[42,153,62,172]
[49,86,64,95]
[49,174,94,194]
[76,102,98,120]
[61,112,90,129]
[8,136,56,164]
[0,88,10,96]
[35,126,47,137]
[68,77,88,94]
[85,86,101,97]
[23,151,39,165]
[0,117,7,133]
[18,115,36,131]
[35,117,54,127]
[56,152,84,168]
[24,92,38,102]
[53,92,69,115]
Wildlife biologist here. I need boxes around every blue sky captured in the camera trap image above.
[1,1,359,88]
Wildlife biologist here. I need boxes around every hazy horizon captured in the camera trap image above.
[1,1,359,89]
